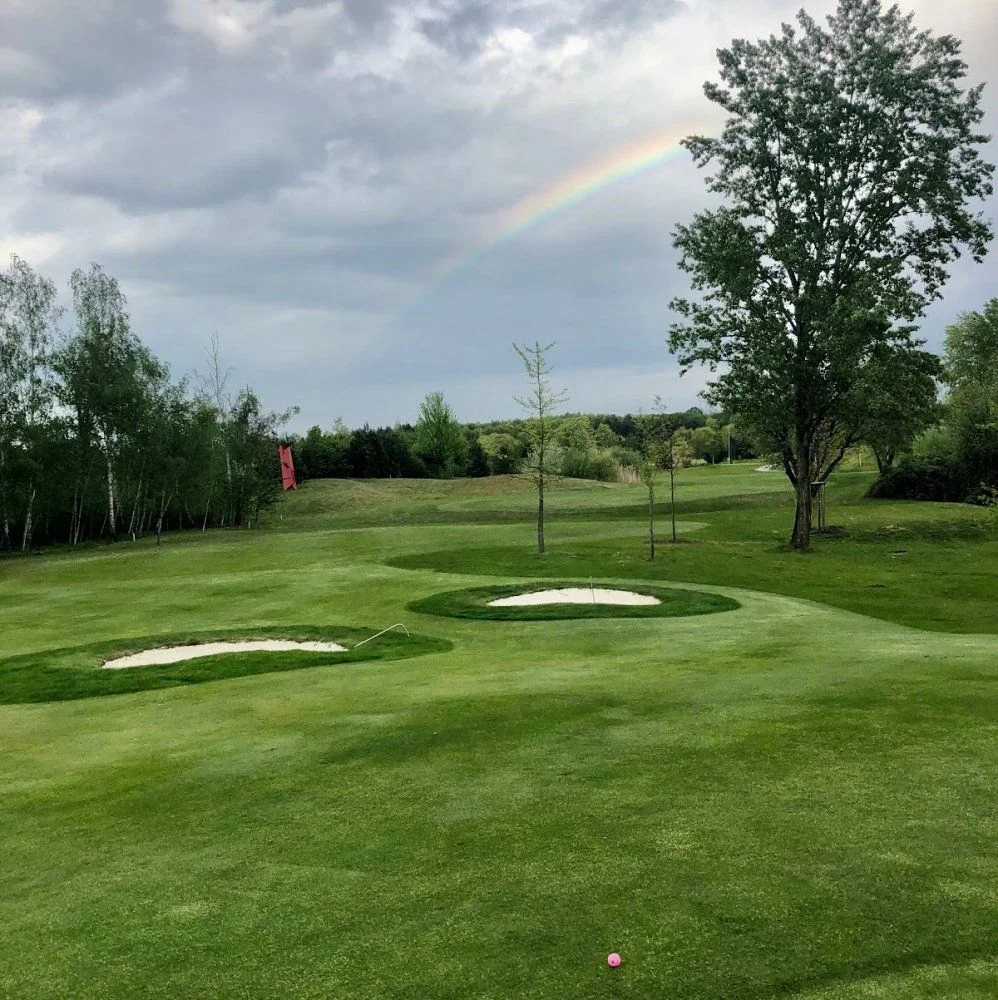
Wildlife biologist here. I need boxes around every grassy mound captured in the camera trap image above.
[0,625,452,704]
[408,581,739,621]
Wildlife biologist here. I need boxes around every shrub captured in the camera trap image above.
[866,455,967,502]
[610,446,643,469]
[560,448,620,482]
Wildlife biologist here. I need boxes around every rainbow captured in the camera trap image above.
[425,127,700,290]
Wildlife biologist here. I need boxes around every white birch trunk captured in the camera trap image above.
[105,454,117,537]
[21,485,35,551]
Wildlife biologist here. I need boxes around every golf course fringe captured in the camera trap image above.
[0,625,452,704]
[408,582,739,621]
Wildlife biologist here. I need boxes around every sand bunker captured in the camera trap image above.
[102,640,348,670]
[488,588,661,607]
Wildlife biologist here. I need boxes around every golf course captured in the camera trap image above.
[2,462,996,999]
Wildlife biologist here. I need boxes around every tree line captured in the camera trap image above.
[290,401,753,485]
[0,256,293,552]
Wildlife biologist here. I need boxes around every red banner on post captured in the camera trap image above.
[279,444,297,491]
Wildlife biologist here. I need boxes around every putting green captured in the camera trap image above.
[408,581,739,620]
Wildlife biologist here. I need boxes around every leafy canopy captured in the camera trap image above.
[668,0,993,545]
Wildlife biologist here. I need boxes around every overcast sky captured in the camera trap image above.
[2,0,996,431]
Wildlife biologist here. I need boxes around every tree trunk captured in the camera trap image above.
[105,455,117,540]
[670,469,677,543]
[156,489,168,545]
[648,490,655,561]
[874,449,894,475]
[537,474,545,554]
[127,473,143,537]
[21,486,36,552]
[790,475,813,550]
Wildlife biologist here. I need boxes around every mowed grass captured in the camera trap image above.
[1,463,997,999]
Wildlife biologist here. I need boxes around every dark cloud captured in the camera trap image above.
[418,0,687,59]
[418,3,498,59]
[583,0,687,34]
[42,76,335,211]
[0,0,183,100]
[339,0,400,31]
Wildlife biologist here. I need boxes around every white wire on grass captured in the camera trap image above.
[352,623,410,649]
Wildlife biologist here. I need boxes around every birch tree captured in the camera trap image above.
[0,255,61,550]
[56,264,166,541]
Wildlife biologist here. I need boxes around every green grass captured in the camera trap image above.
[1,462,996,998]
[408,581,739,620]
[0,625,450,704]
[390,476,996,633]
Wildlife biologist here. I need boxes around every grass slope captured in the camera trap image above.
[1,464,996,998]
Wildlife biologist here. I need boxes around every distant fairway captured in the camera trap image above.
[1,464,997,999]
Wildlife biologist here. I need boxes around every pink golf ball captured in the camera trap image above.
[607,953,621,968]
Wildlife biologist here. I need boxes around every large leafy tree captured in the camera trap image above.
[943,299,998,494]
[860,350,940,473]
[414,391,467,478]
[945,299,998,400]
[668,0,994,549]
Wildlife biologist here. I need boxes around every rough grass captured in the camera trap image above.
[408,581,739,621]
[1,463,996,999]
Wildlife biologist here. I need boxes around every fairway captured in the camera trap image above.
[2,465,997,999]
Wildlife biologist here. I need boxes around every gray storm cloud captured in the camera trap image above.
[1,0,995,429]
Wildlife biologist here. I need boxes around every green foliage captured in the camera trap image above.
[689,425,725,464]
[859,351,941,473]
[477,432,524,474]
[945,299,998,398]
[559,447,620,482]
[593,421,620,449]
[865,455,966,502]
[0,253,61,550]
[668,0,994,550]
[464,434,491,478]
[346,424,425,478]
[553,413,595,451]
[297,420,350,479]
[414,391,467,478]
[870,299,998,501]
[0,260,292,549]
[975,486,998,527]
[408,582,738,621]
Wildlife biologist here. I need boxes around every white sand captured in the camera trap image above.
[102,640,347,670]
[488,587,660,607]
